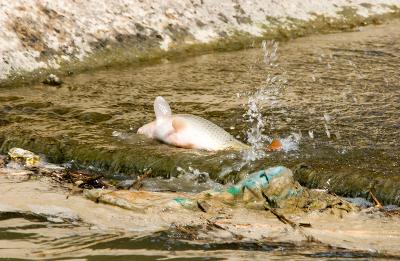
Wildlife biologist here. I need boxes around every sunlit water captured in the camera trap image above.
[0,216,385,260]
[0,20,399,259]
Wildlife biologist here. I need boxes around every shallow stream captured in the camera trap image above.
[0,21,399,205]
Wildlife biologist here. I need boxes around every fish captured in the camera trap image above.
[137,96,249,151]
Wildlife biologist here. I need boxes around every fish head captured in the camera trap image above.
[137,120,156,138]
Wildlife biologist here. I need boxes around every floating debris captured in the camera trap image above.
[43,74,62,86]
[84,166,355,215]
[8,147,41,168]
[308,130,314,139]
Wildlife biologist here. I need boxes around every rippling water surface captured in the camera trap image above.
[0,211,394,260]
[0,20,399,259]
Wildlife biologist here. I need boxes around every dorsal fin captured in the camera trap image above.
[154,96,172,119]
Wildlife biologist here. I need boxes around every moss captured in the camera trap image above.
[0,129,228,179]
[293,163,400,206]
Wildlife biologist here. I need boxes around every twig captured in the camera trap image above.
[130,170,152,190]
[368,182,383,209]
[262,192,320,243]
[266,206,297,229]
[206,219,244,240]
[369,190,383,209]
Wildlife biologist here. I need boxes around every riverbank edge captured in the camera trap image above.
[1,165,400,259]
[1,2,400,87]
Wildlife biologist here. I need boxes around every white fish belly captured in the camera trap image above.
[174,114,246,151]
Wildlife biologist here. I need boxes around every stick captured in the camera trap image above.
[266,206,297,229]
[130,170,152,190]
[369,190,383,209]
[262,192,320,243]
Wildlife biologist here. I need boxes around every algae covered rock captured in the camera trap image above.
[224,166,355,212]
[83,165,355,214]
[226,166,303,205]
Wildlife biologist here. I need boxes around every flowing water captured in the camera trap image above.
[0,20,399,259]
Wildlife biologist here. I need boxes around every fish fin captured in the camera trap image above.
[172,117,186,132]
[154,96,172,119]
[170,118,194,148]
[266,139,283,152]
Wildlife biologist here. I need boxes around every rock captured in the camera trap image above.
[198,166,355,213]
[74,180,84,186]
[0,168,33,182]
[43,74,62,86]
[224,166,302,206]
[344,197,374,208]
[82,166,355,215]
[116,179,135,189]
[8,148,41,168]
[37,163,66,181]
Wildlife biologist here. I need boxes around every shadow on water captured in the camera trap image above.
[0,21,399,205]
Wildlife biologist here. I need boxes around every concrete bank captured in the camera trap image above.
[1,0,400,85]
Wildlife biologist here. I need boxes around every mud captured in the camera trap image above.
[0,162,399,259]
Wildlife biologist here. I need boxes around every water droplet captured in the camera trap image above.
[308,130,314,139]
[112,131,122,137]
[311,75,316,82]
[324,125,331,139]
[323,113,331,122]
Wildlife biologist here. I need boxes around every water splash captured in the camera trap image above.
[216,41,301,181]
[175,166,223,191]
[280,132,301,152]
[112,130,129,140]
[241,40,288,162]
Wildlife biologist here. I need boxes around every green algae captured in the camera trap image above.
[294,163,400,206]
[0,130,234,179]
[1,128,399,205]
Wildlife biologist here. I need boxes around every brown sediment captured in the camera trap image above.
[0,168,399,259]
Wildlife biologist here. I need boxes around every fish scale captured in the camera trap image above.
[175,114,248,150]
[138,96,249,151]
